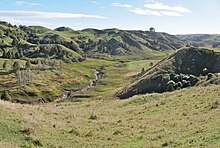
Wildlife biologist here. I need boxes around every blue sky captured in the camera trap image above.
[0,0,219,34]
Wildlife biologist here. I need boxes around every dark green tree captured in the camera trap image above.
[12,61,20,72]
[2,61,7,70]
[12,38,19,46]
[6,51,12,59]
[1,90,11,101]
[25,60,31,70]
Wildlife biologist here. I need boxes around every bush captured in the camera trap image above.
[202,68,209,76]
[189,75,199,85]
[173,75,180,82]
[166,83,174,92]
[207,73,215,81]
[182,75,189,81]
[162,74,170,82]
[175,81,183,89]
[167,80,175,86]
[0,90,11,101]
[182,80,191,87]
[169,73,175,80]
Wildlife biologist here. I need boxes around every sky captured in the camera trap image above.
[0,0,219,34]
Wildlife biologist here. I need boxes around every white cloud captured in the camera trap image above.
[160,11,182,16]
[144,0,155,3]
[90,1,98,4]
[112,3,133,8]
[144,2,191,13]
[16,1,42,6]
[129,8,162,16]
[0,17,51,26]
[112,0,190,17]
[0,11,106,19]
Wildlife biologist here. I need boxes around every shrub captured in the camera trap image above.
[166,83,174,92]
[182,80,191,87]
[167,80,175,86]
[182,75,189,81]
[175,81,183,89]
[207,73,215,81]
[162,74,170,82]
[12,61,20,72]
[202,68,209,76]
[189,75,199,85]
[0,90,11,101]
[178,74,183,82]
[169,73,175,80]
[173,75,180,82]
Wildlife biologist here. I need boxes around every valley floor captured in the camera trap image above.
[0,51,220,147]
[0,85,220,147]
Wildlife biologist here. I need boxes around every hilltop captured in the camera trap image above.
[0,22,83,62]
[67,28,185,56]
[0,21,186,62]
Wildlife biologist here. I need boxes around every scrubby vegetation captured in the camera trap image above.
[117,47,220,99]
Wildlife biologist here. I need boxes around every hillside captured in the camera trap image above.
[117,47,220,99]
[0,21,83,62]
[0,21,187,62]
[58,28,186,56]
[0,85,219,147]
[0,20,184,101]
[176,34,220,48]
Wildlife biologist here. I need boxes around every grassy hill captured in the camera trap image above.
[58,28,186,56]
[0,83,219,147]
[0,46,219,147]
[0,21,186,62]
[1,20,183,101]
[176,34,220,48]
[117,47,220,99]
[0,21,83,62]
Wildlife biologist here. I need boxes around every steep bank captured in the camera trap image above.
[117,47,220,99]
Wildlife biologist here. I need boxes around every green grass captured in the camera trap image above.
[206,47,220,52]
[0,103,25,147]
[0,58,115,101]
[0,85,219,147]
[0,51,219,147]
[0,45,219,147]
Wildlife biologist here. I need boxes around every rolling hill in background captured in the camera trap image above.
[0,21,186,62]
[176,34,220,48]
[58,27,185,56]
